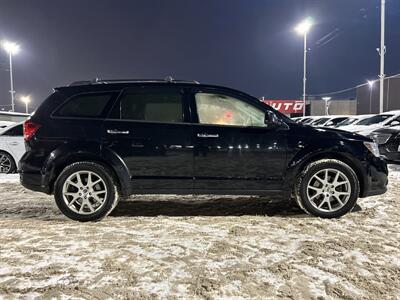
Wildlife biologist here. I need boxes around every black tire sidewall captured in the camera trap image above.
[54,162,116,221]
[0,151,16,174]
[299,161,359,218]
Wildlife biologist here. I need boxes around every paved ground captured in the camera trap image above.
[0,166,399,299]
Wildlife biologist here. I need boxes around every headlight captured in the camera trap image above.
[363,142,380,157]
[368,133,392,145]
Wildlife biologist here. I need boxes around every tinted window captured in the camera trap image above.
[2,124,23,136]
[111,91,183,123]
[195,93,265,127]
[312,118,330,125]
[330,117,348,125]
[55,93,114,118]
[337,117,357,126]
[357,114,394,125]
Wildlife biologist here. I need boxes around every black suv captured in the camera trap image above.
[19,79,388,221]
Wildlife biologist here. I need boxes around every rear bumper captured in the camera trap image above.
[19,171,51,194]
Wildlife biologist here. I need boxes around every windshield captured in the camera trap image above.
[312,118,330,125]
[337,118,357,127]
[356,114,394,126]
[329,117,348,126]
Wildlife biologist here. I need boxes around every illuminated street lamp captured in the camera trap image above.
[322,97,332,116]
[295,18,313,117]
[20,95,31,114]
[368,80,375,113]
[1,40,20,112]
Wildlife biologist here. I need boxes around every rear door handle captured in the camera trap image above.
[197,133,219,138]
[107,129,130,135]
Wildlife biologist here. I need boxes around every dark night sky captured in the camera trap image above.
[0,0,399,112]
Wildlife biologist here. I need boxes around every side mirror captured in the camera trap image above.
[264,111,281,128]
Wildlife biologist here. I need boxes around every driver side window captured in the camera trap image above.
[195,93,265,127]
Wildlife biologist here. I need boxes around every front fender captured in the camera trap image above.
[282,139,367,194]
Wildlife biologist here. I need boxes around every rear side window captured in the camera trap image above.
[110,91,183,123]
[54,93,115,118]
[2,124,23,136]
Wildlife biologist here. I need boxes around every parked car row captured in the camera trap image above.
[292,111,400,164]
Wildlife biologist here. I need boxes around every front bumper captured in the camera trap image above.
[379,145,400,165]
[359,156,388,198]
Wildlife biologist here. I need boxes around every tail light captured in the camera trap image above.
[23,120,41,141]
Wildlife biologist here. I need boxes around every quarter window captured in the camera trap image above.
[55,93,114,118]
[2,124,23,136]
[195,93,265,127]
[111,91,183,123]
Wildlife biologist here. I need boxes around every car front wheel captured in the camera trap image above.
[296,159,359,218]
[54,162,119,221]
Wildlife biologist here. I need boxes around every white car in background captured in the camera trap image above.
[308,115,349,128]
[336,114,373,128]
[340,111,400,136]
[0,123,25,173]
[0,121,16,129]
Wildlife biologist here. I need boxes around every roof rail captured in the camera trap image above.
[69,76,199,86]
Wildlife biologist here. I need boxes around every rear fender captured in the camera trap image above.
[42,142,131,196]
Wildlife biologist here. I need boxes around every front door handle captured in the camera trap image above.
[107,129,130,135]
[197,133,219,138]
[9,142,19,146]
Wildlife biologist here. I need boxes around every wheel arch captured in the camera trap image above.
[43,143,131,196]
[285,150,365,197]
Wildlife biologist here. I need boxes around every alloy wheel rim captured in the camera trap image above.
[0,154,12,173]
[306,168,351,213]
[62,171,108,215]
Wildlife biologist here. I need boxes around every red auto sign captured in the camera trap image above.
[262,100,304,114]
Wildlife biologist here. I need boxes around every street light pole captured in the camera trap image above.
[302,33,307,117]
[322,97,331,116]
[1,40,20,112]
[20,96,31,114]
[368,80,374,113]
[8,51,15,112]
[295,18,313,117]
[379,0,386,114]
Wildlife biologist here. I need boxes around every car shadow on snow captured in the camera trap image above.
[110,196,363,218]
[111,197,301,217]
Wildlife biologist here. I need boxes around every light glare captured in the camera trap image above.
[1,40,20,55]
[20,95,31,104]
[295,18,313,35]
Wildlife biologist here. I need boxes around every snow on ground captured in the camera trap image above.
[0,167,399,299]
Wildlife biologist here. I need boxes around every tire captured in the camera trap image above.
[54,162,119,221]
[295,159,359,218]
[0,151,17,174]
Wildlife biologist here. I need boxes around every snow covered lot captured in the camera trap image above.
[0,166,399,299]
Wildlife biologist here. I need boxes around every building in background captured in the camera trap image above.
[356,75,400,114]
[262,99,356,117]
[309,99,356,116]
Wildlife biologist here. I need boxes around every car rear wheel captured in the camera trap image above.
[0,151,16,174]
[54,162,119,221]
[296,159,359,218]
